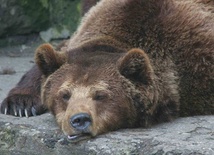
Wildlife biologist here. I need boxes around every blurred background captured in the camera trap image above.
[0,0,98,47]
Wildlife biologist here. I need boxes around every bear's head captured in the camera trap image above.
[35,43,155,142]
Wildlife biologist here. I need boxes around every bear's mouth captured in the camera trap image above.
[67,133,91,143]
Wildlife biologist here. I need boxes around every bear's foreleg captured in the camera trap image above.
[0,65,47,117]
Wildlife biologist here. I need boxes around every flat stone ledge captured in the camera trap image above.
[0,113,213,155]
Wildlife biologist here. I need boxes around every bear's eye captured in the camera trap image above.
[61,92,71,101]
[93,91,108,101]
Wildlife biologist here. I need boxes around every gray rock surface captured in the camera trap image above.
[0,114,213,155]
[0,44,214,155]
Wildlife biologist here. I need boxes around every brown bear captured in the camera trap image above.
[1,0,214,142]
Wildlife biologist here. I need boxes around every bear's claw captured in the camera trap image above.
[19,109,23,117]
[0,94,46,117]
[4,108,7,115]
[31,107,37,116]
[14,108,17,116]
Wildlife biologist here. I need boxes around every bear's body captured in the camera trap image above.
[1,0,213,142]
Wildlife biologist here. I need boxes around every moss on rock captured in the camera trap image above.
[0,127,16,149]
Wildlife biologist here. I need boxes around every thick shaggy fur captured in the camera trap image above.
[1,0,213,141]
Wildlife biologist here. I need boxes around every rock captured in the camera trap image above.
[0,113,213,155]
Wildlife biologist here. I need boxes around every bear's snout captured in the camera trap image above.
[70,113,92,132]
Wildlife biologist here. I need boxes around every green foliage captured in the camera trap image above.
[0,0,82,43]
[40,0,49,8]
[19,0,81,34]
[19,0,50,32]
[48,0,81,33]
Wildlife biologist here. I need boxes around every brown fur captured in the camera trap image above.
[1,0,213,142]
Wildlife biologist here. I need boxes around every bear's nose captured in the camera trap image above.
[70,113,92,132]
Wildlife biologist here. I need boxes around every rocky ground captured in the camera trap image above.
[0,39,213,155]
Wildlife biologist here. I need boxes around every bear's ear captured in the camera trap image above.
[118,48,154,85]
[35,43,66,77]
